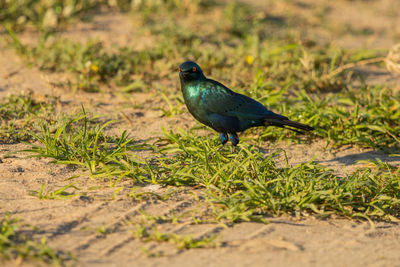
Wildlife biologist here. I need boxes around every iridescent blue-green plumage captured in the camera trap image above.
[179,61,314,147]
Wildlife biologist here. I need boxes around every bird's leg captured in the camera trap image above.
[219,133,228,145]
[229,133,239,153]
[215,133,228,152]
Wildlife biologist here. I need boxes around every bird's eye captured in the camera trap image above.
[192,67,196,72]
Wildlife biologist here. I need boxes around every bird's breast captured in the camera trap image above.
[182,84,210,125]
[182,84,201,107]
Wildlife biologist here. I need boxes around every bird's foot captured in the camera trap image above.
[217,144,226,152]
[208,144,226,159]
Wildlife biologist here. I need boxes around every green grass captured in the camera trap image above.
[0,214,70,265]
[24,111,150,184]
[4,34,163,92]
[257,85,400,149]
[25,121,400,223]
[149,129,400,222]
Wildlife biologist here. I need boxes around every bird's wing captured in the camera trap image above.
[201,79,285,120]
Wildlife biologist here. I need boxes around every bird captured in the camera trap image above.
[178,61,314,150]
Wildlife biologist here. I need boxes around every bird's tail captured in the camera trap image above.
[264,117,314,134]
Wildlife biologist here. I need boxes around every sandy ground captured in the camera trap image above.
[1,0,400,266]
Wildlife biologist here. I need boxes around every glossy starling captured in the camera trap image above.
[179,61,314,148]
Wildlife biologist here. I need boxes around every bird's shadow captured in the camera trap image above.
[325,150,400,166]
[254,143,400,168]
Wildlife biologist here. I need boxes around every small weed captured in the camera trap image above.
[96,224,111,235]
[134,220,218,250]
[0,214,70,265]
[138,209,182,225]
[129,188,175,201]
[29,183,79,200]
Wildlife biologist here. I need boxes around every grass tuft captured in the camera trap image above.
[0,92,56,143]
[24,110,151,184]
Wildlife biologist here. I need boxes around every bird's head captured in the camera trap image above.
[179,61,205,83]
